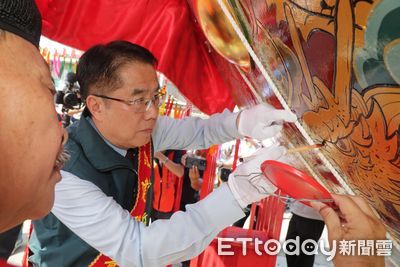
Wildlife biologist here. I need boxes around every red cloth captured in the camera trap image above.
[192,227,277,267]
[0,260,14,267]
[35,0,236,115]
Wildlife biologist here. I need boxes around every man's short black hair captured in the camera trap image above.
[77,41,158,101]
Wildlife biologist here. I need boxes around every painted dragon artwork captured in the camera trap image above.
[198,0,400,242]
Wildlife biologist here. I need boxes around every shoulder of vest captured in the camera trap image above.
[63,133,81,165]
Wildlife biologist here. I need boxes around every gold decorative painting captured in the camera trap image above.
[197,0,400,242]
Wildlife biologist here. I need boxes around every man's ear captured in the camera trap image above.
[85,95,105,121]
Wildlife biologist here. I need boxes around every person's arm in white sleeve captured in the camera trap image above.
[153,109,239,152]
[52,171,244,267]
[152,104,297,152]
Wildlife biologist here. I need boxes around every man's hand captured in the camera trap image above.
[236,103,297,140]
[189,166,202,191]
[189,166,200,181]
[227,146,286,208]
[311,195,386,267]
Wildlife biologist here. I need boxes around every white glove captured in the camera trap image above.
[237,103,297,140]
[228,146,286,208]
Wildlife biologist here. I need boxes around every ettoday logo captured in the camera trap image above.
[218,237,336,261]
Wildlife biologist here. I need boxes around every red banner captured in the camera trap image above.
[89,142,152,267]
[35,0,236,115]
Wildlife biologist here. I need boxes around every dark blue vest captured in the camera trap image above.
[29,115,153,266]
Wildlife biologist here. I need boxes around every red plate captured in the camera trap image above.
[260,160,333,207]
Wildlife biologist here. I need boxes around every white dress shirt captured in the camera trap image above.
[52,110,245,267]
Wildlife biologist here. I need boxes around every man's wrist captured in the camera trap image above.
[161,157,169,164]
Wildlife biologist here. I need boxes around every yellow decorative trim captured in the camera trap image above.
[88,254,102,267]
[141,180,151,202]
[104,260,117,267]
[143,149,151,168]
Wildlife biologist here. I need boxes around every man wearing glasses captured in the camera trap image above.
[29,41,297,266]
[0,1,388,267]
